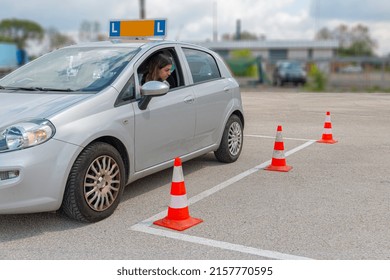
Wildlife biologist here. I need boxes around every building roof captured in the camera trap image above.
[191,40,339,50]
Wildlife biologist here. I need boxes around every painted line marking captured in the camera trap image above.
[131,223,311,260]
[245,134,317,142]
[130,139,316,260]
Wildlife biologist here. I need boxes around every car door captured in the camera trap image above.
[133,47,196,172]
[182,47,232,150]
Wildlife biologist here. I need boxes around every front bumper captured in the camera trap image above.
[0,139,82,214]
[283,75,306,83]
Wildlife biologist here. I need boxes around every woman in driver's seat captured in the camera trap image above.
[141,53,172,86]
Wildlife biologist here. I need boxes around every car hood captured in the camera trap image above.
[0,92,93,127]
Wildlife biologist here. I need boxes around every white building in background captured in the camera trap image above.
[194,40,339,64]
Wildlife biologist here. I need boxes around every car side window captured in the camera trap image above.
[115,75,135,107]
[137,48,184,90]
[183,48,221,84]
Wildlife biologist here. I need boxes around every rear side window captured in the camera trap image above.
[183,48,221,84]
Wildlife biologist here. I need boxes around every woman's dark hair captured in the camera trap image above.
[144,53,173,82]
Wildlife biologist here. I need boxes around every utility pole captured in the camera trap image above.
[313,0,320,39]
[236,19,241,41]
[213,1,218,42]
[140,0,145,19]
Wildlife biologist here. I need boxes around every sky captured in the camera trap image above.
[1,0,390,55]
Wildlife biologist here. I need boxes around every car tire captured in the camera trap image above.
[214,114,243,163]
[61,142,125,222]
[276,77,283,87]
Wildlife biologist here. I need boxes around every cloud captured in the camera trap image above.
[1,0,390,54]
[308,0,390,54]
[0,0,139,31]
[311,0,390,21]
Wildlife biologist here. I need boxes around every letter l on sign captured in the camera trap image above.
[110,21,120,37]
[154,20,166,36]
[112,23,118,33]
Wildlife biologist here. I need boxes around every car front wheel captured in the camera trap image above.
[61,142,125,222]
[214,114,243,163]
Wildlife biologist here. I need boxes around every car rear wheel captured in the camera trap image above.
[61,142,125,222]
[276,77,283,86]
[214,114,243,163]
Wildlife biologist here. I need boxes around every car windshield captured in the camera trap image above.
[282,62,302,70]
[0,46,140,93]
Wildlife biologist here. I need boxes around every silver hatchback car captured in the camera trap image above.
[0,40,244,222]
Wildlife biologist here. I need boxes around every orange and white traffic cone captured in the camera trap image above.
[265,125,292,172]
[317,111,338,144]
[153,157,203,231]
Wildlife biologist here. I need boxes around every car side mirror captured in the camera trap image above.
[138,81,169,110]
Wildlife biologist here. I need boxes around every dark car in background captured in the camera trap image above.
[273,60,307,86]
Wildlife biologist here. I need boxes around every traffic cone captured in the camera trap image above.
[153,157,203,231]
[265,125,292,172]
[317,111,338,144]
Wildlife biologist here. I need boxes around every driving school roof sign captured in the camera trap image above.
[109,19,167,38]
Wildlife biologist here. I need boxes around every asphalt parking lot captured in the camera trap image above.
[1,89,390,260]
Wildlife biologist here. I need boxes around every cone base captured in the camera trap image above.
[153,216,203,231]
[264,164,293,172]
[317,139,338,144]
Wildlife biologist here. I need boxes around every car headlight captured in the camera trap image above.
[0,119,55,153]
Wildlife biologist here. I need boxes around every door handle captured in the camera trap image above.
[184,96,195,104]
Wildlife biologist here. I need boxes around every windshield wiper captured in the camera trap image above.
[34,87,75,92]
[0,86,74,92]
[0,86,41,91]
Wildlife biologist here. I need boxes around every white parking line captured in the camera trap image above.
[245,134,317,142]
[131,223,312,260]
[130,138,316,260]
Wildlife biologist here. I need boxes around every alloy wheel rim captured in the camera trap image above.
[84,155,121,211]
[228,122,242,156]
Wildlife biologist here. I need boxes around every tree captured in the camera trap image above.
[315,24,377,56]
[0,35,14,43]
[226,49,258,77]
[79,20,102,42]
[0,18,44,48]
[47,28,75,50]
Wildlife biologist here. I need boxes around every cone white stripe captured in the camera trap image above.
[323,128,332,134]
[275,132,283,142]
[169,194,188,209]
[172,166,184,183]
[325,116,331,122]
[272,150,286,159]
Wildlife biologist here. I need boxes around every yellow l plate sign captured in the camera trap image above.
[109,19,167,38]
